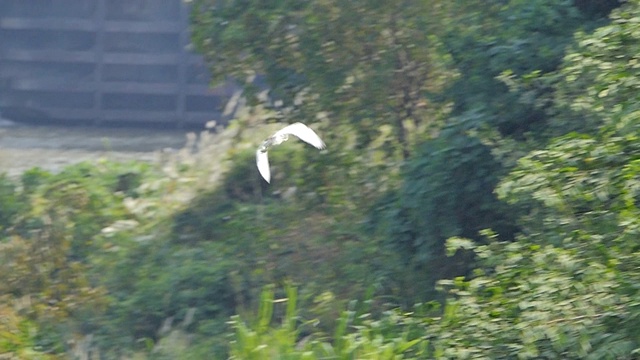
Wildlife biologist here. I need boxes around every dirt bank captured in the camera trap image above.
[0,123,190,177]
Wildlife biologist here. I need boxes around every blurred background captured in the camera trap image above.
[2,0,640,359]
[0,0,235,126]
[0,0,238,176]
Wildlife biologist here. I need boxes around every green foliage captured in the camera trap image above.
[433,236,631,359]
[497,132,640,248]
[443,0,588,139]
[103,242,237,343]
[552,0,640,137]
[0,161,160,357]
[191,0,456,164]
[20,167,52,195]
[2,0,638,358]
[363,0,616,306]
[467,3,640,356]
[75,119,403,357]
[0,174,24,236]
[229,285,427,359]
[402,131,518,257]
[0,302,62,359]
[228,285,300,359]
[367,130,519,303]
[0,161,145,315]
[495,0,640,281]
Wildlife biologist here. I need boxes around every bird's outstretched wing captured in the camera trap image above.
[274,123,326,149]
[256,150,271,183]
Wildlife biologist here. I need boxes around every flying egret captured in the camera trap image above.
[256,122,326,183]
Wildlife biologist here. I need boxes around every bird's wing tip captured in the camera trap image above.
[256,150,271,183]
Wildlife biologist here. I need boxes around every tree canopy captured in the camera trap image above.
[2,0,640,358]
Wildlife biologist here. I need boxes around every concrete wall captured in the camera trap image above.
[0,0,234,127]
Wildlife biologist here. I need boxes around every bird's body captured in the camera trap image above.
[256,122,325,183]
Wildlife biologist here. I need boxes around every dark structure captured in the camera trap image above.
[0,0,235,127]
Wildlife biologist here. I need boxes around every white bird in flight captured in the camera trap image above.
[256,122,326,183]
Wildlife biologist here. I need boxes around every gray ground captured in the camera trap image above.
[0,121,190,177]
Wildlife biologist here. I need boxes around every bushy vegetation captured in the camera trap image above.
[2,0,640,358]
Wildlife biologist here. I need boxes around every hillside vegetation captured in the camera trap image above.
[2,0,639,358]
